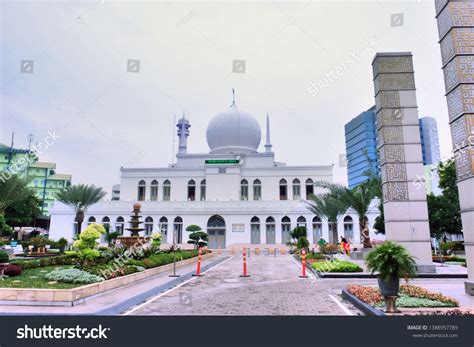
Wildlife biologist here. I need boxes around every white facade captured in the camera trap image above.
[49,102,382,247]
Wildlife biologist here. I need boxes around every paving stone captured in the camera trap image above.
[131,254,357,316]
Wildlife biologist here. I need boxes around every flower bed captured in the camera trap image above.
[0,251,215,305]
[347,284,459,308]
[312,259,362,273]
[1,250,204,287]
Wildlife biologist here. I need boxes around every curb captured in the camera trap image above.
[319,273,468,279]
[341,289,385,316]
[0,256,230,316]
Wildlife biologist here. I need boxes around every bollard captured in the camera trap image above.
[217,246,222,255]
[274,248,276,258]
[255,247,259,255]
[240,247,250,277]
[299,249,308,278]
[231,248,236,255]
[247,247,251,258]
[192,248,203,277]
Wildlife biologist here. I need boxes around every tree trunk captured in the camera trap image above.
[75,210,84,235]
[360,219,372,248]
[332,222,338,244]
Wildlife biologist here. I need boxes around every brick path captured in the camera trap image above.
[126,253,360,315]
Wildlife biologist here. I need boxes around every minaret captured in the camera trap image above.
[264,113,272,153]
[177,114,190,154]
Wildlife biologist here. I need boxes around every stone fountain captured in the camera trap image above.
[117,203,149,249]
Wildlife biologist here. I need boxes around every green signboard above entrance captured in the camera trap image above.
[205,159,240,164]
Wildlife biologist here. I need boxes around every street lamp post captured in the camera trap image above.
[169,228,180,277]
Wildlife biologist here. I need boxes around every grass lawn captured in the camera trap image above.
[0,266,82,289]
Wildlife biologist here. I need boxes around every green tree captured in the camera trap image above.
[289,226,309,251]
[427,159,462,239]
[55,184,106,235]
[186,224,208,249]
[5,188,41,227]
[315,181,377,248]
[0,175,36,236]
[0,175,31,213]
[0,214,13,237]
[305,193,349,244]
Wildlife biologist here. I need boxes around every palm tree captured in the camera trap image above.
[316,181,377,248]
[56,184,106,234]
[305,193,349,244]
[0,175,31,213]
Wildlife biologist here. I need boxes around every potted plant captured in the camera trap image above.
[366,241,417,312]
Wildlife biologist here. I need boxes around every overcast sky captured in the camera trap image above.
[1,0,451,197]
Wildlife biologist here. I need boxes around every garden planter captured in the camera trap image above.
[378,276,400,313]
[377,276,399,297]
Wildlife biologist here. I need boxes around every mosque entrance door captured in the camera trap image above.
[207,215,226,249]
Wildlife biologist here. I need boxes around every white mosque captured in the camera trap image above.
[49,97,380,248]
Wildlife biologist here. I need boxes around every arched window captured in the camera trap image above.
[163,180,171,201]
[137,180,146,201]
[241,179,249,200]
[305,178,314,199]
[250,216,260,244]
[279,179,288,200]
[253,179,262,200]
[292,178,301,200]
[200,179,206,201]
[150,180,158,201]
[343,215,354,241]
[312,216,322,242]
[101,216,110,232]
[281,216,291,244]
[187,179,196,201]
[115,216,124,235]
[265,217,276,244]
[173,216,183,243]
[145,216,154,236]
[159,216,168,242]
[87,216,96,225]
[297,216,307,229]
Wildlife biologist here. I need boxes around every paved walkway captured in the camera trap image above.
[124,253,360,315]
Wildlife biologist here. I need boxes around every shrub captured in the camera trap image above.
[312,259,362,273]
[0,264,22,277]
[73,224,105,250]
[12,255,79,269]
[45,268,104,284]
[79,249,101,262]
[305,253,328,260]
[0,251,9,263]
[58,237,68,249]
[11,259,40,269]
[296,236,310,252]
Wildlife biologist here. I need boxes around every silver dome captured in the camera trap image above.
[206,105,261,154]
